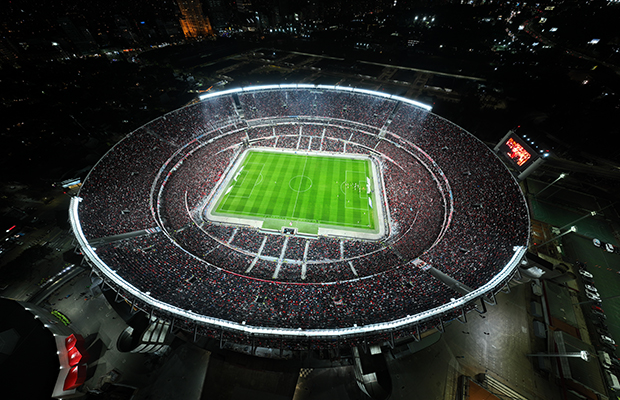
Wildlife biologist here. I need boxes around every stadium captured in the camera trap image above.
[69,84,529,350]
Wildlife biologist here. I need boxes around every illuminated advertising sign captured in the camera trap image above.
[505,137,531,167]
[497,133,541,171]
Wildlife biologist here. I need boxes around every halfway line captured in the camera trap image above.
[290,155,309,219]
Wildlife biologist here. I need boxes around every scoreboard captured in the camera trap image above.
[497,133,541,171]
[504,137,533,168]
[494,129,549,180]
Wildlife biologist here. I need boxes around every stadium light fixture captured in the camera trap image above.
[199,88,242,100]
[534,226,576,248]
[535,172,566,198]
[391,95,433,111]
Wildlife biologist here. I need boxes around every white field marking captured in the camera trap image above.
[364,161,372,226]
[290,155,309,219]
[288,175,313,193]
[226,163,265,200]
[343,170,369,212]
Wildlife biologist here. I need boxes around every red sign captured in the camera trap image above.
[505,138,531,167]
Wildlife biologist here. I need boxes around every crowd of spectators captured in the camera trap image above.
[274,124,299,136]
[78,87,528,346]
[252,137,274,147]
[301,125,323,137]
[276,135,299,149]
[386,106,528,289]
[149,97,239,146]
[284,237,307,260]
[79,129,177,238]
[321,138,345,153]
[261,235,287,258]
[345,143,370,155]
[160,145,234,231]
[310,137,321,151]
[349,131,380,149]
[298,136,311,151]
[306,237,341,261]
[239,90,396,128]
[247,126,274,140]
[230,228,264,253]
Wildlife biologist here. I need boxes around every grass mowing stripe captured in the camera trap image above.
[302,156,321,222]
[317,156,332,223]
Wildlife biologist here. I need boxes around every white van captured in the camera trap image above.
[604,370,620,391]
[598,351,612,369]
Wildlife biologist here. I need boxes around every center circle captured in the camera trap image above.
[288,175,312,192]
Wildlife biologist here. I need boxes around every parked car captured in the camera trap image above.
[586,290,601,302]
[593,238,602,247]
[605,243,615,253]
[601,335,616,346]
[592,305,605,313]
[580,269,594,279]
[592,309,607,319]
[585,284,598,293]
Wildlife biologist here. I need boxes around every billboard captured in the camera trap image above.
[497,133,542,171]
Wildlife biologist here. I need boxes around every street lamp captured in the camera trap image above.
[535,172,567,198]
[558,211,597,231]
[527,350,590,361]
[534,226,577,248]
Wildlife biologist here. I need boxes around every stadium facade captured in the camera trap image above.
[69,84,529,349]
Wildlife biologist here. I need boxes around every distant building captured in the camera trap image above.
[205,0,235,30]
[156,19,184,42]
[114,15,140,46]
[0,36,20,64]
[57,16,98,56]
[177,0,214,39]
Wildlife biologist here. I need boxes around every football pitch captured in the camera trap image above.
[210,150,380,235]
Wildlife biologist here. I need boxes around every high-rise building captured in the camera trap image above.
[205,0,234,30]
[177,0,214,39]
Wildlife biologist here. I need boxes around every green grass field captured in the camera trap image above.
[213,150,377,233]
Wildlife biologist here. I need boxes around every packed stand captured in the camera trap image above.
[387,106,528,289]
[159,145,234,230]
[79,129,177,239]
